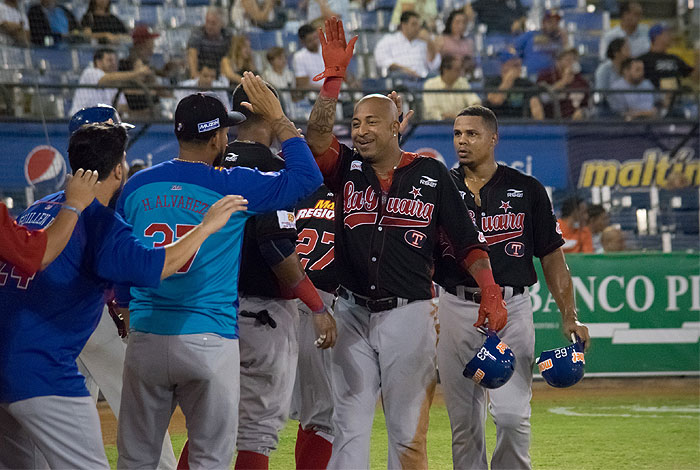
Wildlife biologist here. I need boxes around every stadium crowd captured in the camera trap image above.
[0,0,697,121]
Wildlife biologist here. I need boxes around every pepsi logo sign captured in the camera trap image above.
[404,229,427,248]
[24,145,66,188]
[505,241,525,257]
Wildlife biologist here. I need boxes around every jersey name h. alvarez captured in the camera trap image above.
[315,137,487,301]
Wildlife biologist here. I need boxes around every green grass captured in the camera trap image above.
[106,387,700,469]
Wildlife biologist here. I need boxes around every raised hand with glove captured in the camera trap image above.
[313,16,358,83]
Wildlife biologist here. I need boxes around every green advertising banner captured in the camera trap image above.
[533,253,700,375]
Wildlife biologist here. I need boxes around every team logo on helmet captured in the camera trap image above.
[24,145,66,189]
[463,331,516,389]
[536,342,585,388]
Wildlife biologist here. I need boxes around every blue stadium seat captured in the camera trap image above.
[361,77,392,93]
[572,33,601,56]
[185,0,211,6]
[480,56,502,78]
[482,33,515,55]
[282,0,300,9]
[136,5,160,26]
[140,0,165,5]
[247,30,282,51]
[75,48,96,70]
[1,46,30,69]
[579,54,599,76]
[31,47,75,72]
[375,0,394,10]
[564,12,605,32]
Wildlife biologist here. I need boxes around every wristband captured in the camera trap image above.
[319,77,342,99]
[60,204,82,218]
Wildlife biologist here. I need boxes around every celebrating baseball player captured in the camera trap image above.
[115,79,322,469]
[290,184,338,469]
[0,168,98,274]
[434,105,591,469]
[306,17,507,469]
[175,82,335,470]
[67,105,178,470]
[0,123,244,470]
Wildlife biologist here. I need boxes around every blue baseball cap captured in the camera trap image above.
[174,92,246,141]
[69,104,134,134]
[649,23,669,42]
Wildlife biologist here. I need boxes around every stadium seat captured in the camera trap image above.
[247,30,282,51]
[481,33,515,56]
[1,46,30,70]
[185,0,211,6]
[140,0,165,5]
[30,47,75,73]
[136,5,161,26]
[564,12,605,33]
[374,0,394,10]
[361,77,392,93]
[480,56,502,78]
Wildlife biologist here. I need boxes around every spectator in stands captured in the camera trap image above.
[638,24,694,90]
[558,196,593,254]
[435,9,476,74]
[390,0,438,32]
[0,0,29,46]
[27,0,79,46]
[187,7,232,79]
[599,1,649,60]
[537,48,590,120]
[595,37,629,92]
[262,46,295,113]
[601,226,626,252]
[80,0,128,45]
[221,35,258,86]
[609,58,657,120]
[293,23,324,92]
[484,50,544,119]
[374,11,440,80]
[230,0,285,31]
[514,9,567,78]
[587,204,609,253]
[175,64,230,108]
[69,48,150,115]
[118,25,160,114]
[263,46,294,91]
[471,0,526,34]
[422,55,480,120]
[305,0,349,25]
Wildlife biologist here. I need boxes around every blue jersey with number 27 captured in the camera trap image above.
[116,136,322,338]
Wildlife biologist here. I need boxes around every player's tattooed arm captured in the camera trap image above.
[271,115,302,142]
[240,71,301,142]
[306,95,337,155]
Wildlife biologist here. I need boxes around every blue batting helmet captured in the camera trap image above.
[536,341,585,388]
[69,104,134,134]
[463,330,516,389]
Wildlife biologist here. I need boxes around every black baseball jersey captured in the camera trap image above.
[295,185,338,294]
[316,137,488,301]
[221,141,298,298]
[434,164,564,290]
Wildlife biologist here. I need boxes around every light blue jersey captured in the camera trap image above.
[116,137,322,338]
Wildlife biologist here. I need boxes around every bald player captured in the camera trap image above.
[305,17,507,469]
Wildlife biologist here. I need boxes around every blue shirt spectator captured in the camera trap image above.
[599,1,649,59]
[514,9,567,77]
[27,0,78,45]
[608,58,657,119]
[595,37,629,91]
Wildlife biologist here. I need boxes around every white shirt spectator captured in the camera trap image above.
[307,0,349,22]
[0,0,28,45]
[174,77,230,109]
[70,66,121,115]
[422,76,480,120]
[292,47,324,90]
[599,24,650,60]
[374,31,440,78]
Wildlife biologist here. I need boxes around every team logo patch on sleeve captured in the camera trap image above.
[277,211,296,229]
[350,160,362,171]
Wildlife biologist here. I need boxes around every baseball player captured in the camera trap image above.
[434,105,591,470]
[0,168,98,274]
[68,105,177,470]
[115,79,323,469]
[305,18,507,469]
[0,123,243,470]
[290,184,338,469]
[175,83,335,470]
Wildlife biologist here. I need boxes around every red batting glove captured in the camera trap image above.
[313,16,358,81]
[473,284,508,331]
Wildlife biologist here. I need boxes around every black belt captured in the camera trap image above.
[446,285,525,304]
[239,309,277,328]
[337,286,417,313]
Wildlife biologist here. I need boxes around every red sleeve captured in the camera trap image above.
[312,135,344,192]
[0,203,47,275]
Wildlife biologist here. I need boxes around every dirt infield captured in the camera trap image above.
[98,377,699,446]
